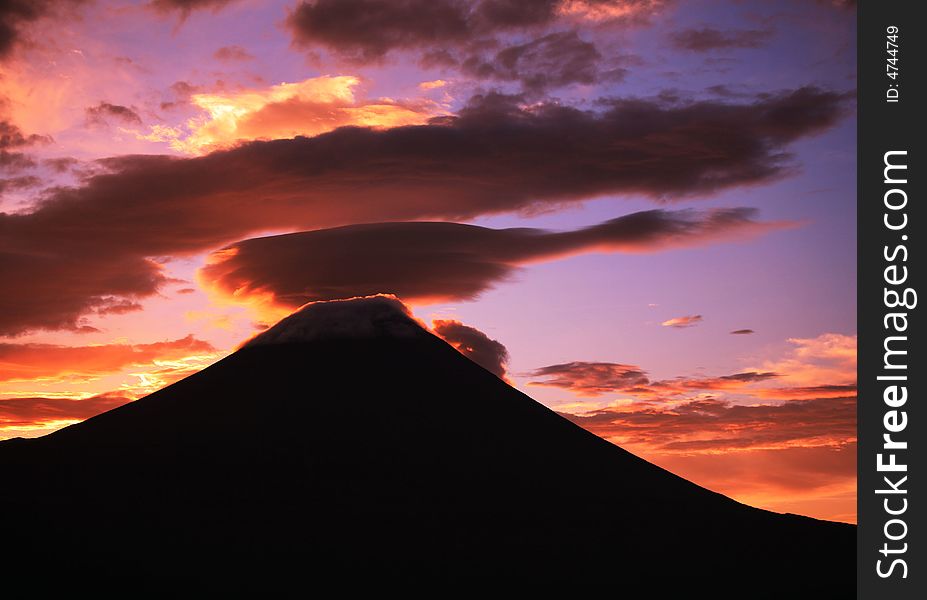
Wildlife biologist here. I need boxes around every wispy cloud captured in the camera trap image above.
[661,315,702,328]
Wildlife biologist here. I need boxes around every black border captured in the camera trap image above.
[858,2,923,598]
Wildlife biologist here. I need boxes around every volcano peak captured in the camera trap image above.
[244,294,426,347]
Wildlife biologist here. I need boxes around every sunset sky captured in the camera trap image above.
[0,0,856,522]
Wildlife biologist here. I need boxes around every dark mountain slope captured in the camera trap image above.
[0,297,853,595]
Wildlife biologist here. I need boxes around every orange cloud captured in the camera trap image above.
[661,314,702,328]
[0,335,216,382]
[540,331,858,522]
[561,393,857,522]
[143,75,444,155]
[529,333,856,402]
[528,361,649,397]
[0,392,130,437]
[557,0,671,21]
[752,383,857,400]
[528,362,850,402]
[650,445,857,523]
[752,333,856,387]
[418,79,448,90]
[564,395,855,452]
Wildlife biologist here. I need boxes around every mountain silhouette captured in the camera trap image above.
[0,297,853,595]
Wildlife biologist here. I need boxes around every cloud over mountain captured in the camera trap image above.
[198,208,786,308]
[1,88,848,335]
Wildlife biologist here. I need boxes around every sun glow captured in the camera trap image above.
[141,75,443,155]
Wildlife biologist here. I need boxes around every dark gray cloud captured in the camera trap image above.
[286,0,668,61]
[287,0,553,61]
[1,88,849,335]
[0,175,40,193]
[213,45,254,61]
[528,362,649,395]
[461,31,625,92]
[0,248,167,335]
[0,121,50,149]
[432,319,509,379]
[0,0,84,59]
[670,28,774,52]
[85,102,143,127]
[818,0,855,9]
[149,0,238,16]
[1,120,52,172]
[528,360,780,397]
